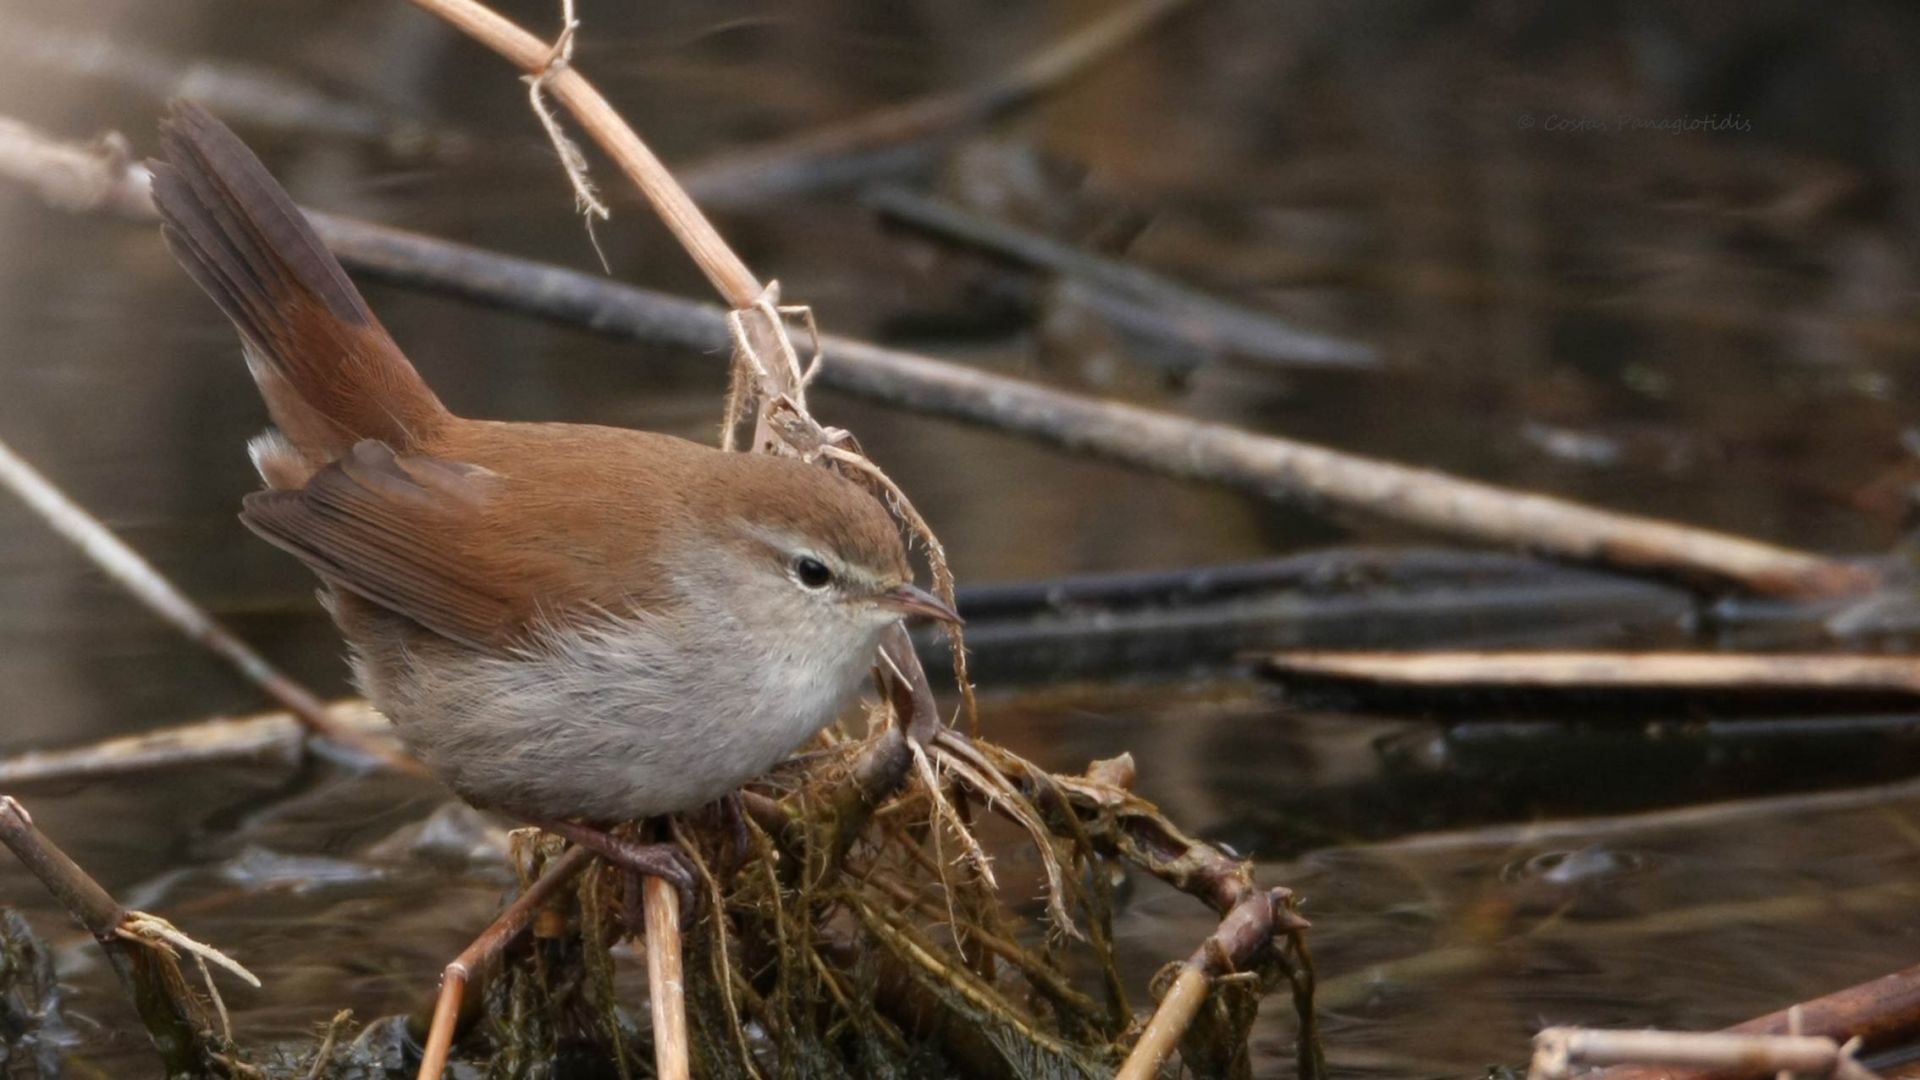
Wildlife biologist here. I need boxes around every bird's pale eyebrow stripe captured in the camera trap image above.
[737,522,895,590]
[736,522,816,559]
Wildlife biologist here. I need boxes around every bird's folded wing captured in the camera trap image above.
[240,439,525,651]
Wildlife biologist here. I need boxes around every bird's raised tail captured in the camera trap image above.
[150,101,448,485]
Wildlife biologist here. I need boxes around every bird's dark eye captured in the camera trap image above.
[794,556,833,589]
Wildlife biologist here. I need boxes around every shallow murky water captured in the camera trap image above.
[1,1,1918,1075]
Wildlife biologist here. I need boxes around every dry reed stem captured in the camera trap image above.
[0,434,420,773]
[1592,963,1920,1080]
[414,844,594,1080]
[644,876,691,1080]
[0,700,389,786]
[401,0,758,304]
[1116,967,1210,1080]
[1531,1027,1881,1080]
[1362,770,1920,858]
[1260,650,1920,696]
[1114,886,1283,1079]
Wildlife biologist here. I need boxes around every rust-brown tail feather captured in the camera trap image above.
[150,101,447,464]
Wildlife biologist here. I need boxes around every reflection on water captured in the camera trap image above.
[1,0,1918,1075]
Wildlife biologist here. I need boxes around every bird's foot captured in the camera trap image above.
[529,817,699,918]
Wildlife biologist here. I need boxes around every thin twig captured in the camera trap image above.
[0,433,421,773]
[415,845,594,1080]
[0,118,149,214]
[811,337,1878,600]
[0,116,1876,599]
[305,1009,352,1080]
[668,817,762,1080]
[644,876,690,1080]
[117,913,260,989]
[679,0,1202,204]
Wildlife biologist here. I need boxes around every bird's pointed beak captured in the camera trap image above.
[877,583,963,625]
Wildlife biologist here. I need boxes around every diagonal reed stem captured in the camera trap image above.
[415,844,594,1080]
[0,433,420,774]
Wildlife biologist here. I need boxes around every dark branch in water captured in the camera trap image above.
[954,546,1570,617]
[867,185,1378,370]
[943,547,1691,681]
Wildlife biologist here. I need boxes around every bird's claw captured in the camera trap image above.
[594,836,699,922]
[528,817,700,921]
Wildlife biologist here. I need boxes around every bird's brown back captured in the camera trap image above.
[241,417,909,652]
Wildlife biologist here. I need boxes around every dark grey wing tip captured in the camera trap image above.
[151,99,374,328]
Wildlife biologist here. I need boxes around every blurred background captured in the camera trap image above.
[1,0,1919,1075]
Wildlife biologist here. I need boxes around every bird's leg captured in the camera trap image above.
[710,791,751,873]
[528,816,698,917]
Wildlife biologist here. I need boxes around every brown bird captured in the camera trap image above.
[148,102,958,889]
